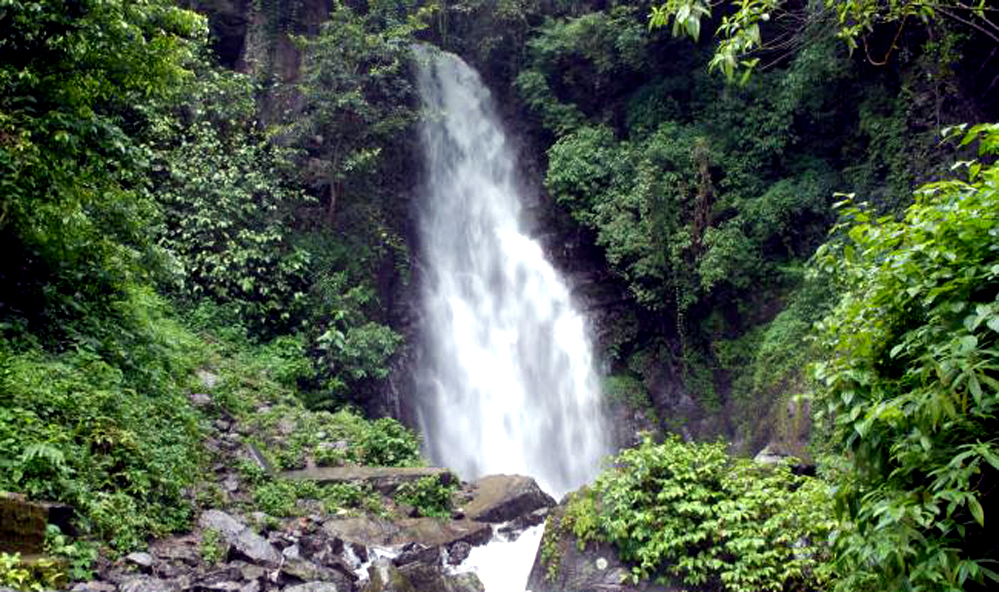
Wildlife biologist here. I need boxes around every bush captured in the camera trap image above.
[0,289,204,552]
[812,124,999,591]
[397,475,458,519]
[565,436,835,591]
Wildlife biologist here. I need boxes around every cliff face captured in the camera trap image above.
[185,0,331,121]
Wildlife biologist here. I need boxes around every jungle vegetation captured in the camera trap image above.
[1,0,996,590]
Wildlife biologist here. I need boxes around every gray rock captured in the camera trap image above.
[363,558,484,592]
[231,527,283,567]
[118,576,176,592]
[199,509,246,539]
[446,542,471,565]
[126,552,154,569]
[197,369,219,389]
[283,584,341,592]
[189,393,213,407]
[223,475,240,493]
[526,503,679,592]
[151,542,199,566]
[199,510,282,567]
[240,581,261,592]
[463,474,555,523]
[276,418,297,436]
[280,557,347,585]
[70,583,116,592]
[237,563,267,582]
[282,545,301,561]
[323,515,491,549]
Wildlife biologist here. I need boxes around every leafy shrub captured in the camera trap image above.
[0,290,204,552]
[246,406,421,471]
[45,525,98,582]
[397,476,458,519]
[253,480,301,517]
[0,553,65,592]
[811,124,999,591]
[566,436,835,590]
[155,68,314,335]
[199,528,226,565]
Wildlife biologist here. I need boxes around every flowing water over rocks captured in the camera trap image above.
[413,48,609,501]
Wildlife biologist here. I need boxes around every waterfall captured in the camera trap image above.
[414,48,608,498]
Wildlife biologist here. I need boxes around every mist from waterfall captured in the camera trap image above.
[413,48,609,498]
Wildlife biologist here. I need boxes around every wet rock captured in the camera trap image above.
[199,581,243,592]
[283,584,342,592]
[498,508,549,538]
[392,542,440,567]
[463,475,555,523]
[363,558,483,592]
[125,552,154,570]
[446,542,471,565]
[0,492,51,554]
[119,576,176,592]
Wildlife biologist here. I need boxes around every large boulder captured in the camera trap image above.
[525,504,680,592]
[461,475,555,524]
[198,510,282,567]
[362,557,483,592]
[322,516,491,549]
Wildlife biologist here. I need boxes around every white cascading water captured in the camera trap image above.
[414,48,609,501]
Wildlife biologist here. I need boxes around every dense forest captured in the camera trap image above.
[1,0,997,591]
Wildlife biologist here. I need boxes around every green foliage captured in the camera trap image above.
[252,480,302,517]
[0,553,65,592]
[45,525,98,582]
[251,478,381,518]
[292,2,418,225]
[603,373,653,413]
[648,0,996,81]
[0,289,204,552]
[568,436,835,590]
[310,273,402,404]
[246,406,421,471]
[0,0,207,341]
[199,528,226,565]
[811,124,999,591]
[155,66,314,335]
[396,475,458,519]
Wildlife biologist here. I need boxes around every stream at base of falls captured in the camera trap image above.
[413,47,610,591]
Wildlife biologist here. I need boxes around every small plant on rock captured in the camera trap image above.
[200,528,226,565]
[396,476,458,519]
